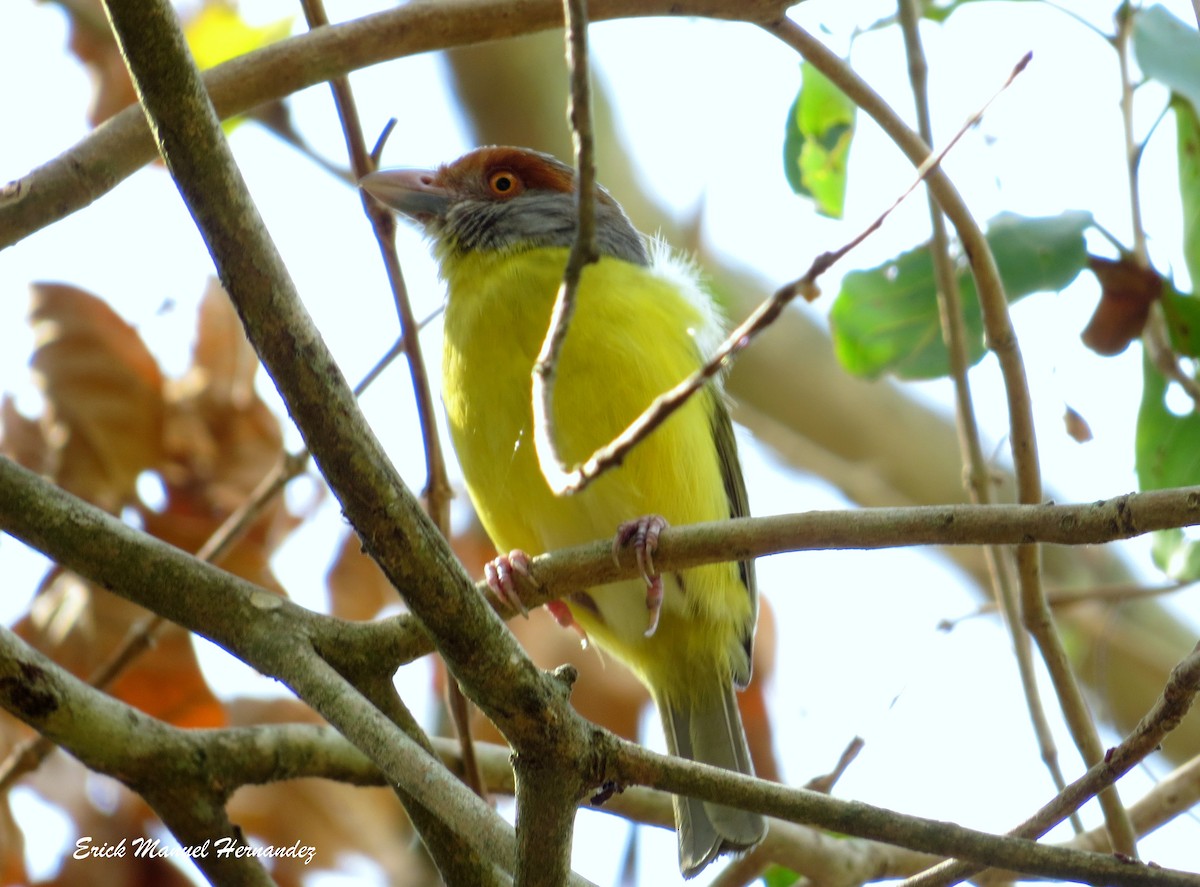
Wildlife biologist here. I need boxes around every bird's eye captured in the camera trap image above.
[488,170,520,196]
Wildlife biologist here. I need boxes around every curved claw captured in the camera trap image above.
[485,549,533,618]
[613,515,669,637]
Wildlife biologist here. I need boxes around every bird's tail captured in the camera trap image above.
[658,684,767,877]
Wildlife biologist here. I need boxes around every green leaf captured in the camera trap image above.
[1162,284,1200,357]
[831,212,1092,379]
[1150,528,1200,580]
[985,211,1093,298]
[1136,352,1200,492]
[760,864,802,887]
[1133,5,1200,114]
[1138,350,1200,580]
[184,5,292,134]
[1175,96,1200,289]
[783,62,856,219]
[921,0,1035,23]
[832,238,982,379]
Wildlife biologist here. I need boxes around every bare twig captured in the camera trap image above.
[1065,748,1200,855]
[531,0,601,495]
[803,736,865,794]
[296,0,481,802]
[1114,6,1200,411]
[944,580,1194,628]
[896,0,1079,832]
[614,736,1200,887]
[765,17,1139,861]
[532,51,1031,496]
[902,643,1200,887]
[0,0,794,252]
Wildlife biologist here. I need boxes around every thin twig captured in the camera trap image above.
[0,0,797,253]
[1064,747,1200,855]
[614,735,1200,887]
[901,643,1200,887]
[896,0,1079,832]
[298,0,481,801]
[768,17,1139,861]
[1111,4,1200,410]
[940,579,1194,628]
[531,0,601,495]
[803,736,865,794]
[300,4,479,802]
[533,50,1031,496]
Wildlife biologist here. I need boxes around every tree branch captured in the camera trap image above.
[0,624,275,886]
[761,16,1136,859]
[4,452,1200,674]
[895,0,1080,834]
[611,738,1200,887]
[904,642,1200,887]
[0,0,792,251]
[531,0,601,495]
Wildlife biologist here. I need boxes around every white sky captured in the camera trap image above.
[3,1,1200,884]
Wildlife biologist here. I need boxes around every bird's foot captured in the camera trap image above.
[613,514,668,638]
[487,551,588,642]
[545,599,588,642]
[484,549,534,618]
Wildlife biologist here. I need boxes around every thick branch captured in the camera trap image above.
[905,643,1200,887]
[612,740,1200,887]
[4,453,1200,672]
[0,625,275,886]
[762,17,1135,857]
[99,0,561,750]
[0,0,791,251]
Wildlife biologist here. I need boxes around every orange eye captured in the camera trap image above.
[488,170,520,196]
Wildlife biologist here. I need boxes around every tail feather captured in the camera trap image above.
[659,684,767,877]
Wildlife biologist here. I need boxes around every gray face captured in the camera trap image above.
[435,188,650,267]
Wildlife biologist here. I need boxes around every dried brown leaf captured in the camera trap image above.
[28,283,164,512]
[0,394,49,473]
[13,574,225,729]
[154,280,296,591]
[63,0,138,128]
[326,531,396,621]
[0,795,29,887]
[162,280,286,522]
[1081,255,1164,356]
[1064,404,1094,443]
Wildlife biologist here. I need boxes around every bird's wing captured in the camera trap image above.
[709,391,757,689]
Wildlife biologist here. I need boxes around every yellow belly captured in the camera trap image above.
[441,247,752,704]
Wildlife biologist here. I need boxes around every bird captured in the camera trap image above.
[361,146,767,877]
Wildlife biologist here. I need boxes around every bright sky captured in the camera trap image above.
[3,1,1200,884]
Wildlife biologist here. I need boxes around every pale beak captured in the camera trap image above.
[359,169,448,223]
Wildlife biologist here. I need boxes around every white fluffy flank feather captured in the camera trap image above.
[645,237,728,365]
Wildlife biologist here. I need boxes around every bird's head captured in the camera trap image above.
[360,146,649,266]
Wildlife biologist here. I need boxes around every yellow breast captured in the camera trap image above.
[440,246,752,702]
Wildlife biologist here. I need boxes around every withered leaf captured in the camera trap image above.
[64,0,137,128]
[0,393,50,473]
[29,283,165,512]
[326,531,396,621]
[1081,255,1164,356]
[162,280,284,514]
[14,573,226,729]
[1064,405,1094,443]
